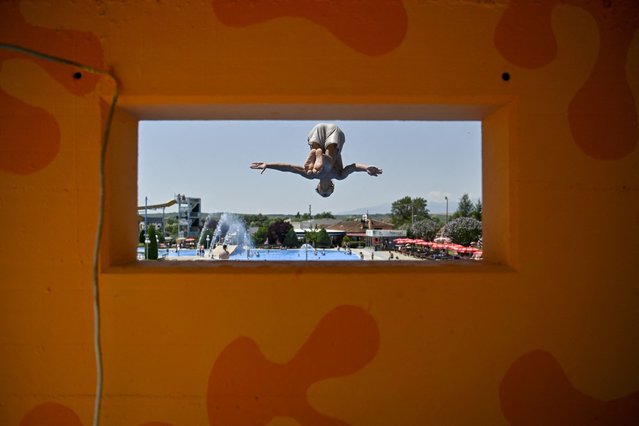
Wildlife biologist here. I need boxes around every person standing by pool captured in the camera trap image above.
[250,123,383,197]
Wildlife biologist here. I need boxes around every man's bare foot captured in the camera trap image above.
[313,149,324,173]
[303,149,316,172]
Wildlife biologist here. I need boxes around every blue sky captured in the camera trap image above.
[138,120,481,215]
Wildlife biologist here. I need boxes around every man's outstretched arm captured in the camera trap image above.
[250,162,310,178]
[337,163,383,180]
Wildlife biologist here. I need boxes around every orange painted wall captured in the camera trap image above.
[1,1,638,425]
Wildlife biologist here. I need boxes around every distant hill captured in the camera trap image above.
[336,203,392,215]
[337,200,458,216]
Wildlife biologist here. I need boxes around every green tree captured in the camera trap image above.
[391,196,430,227]
[315,211,335,219]
[242,213,269,228]
[316,228,332,247]
[443,217,482,246]
[411,218,441,241]
[341,235,351,247]
[138,229,145,244]
[252,225,268,246]
[147,225,159,260]
[267,220,293,245]
[453,194,474,219]
[304,229,318,246]
[283,228,300,248]
[472,199,482,221]
[165,216,178,239]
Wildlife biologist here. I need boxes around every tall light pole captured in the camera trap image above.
[144,196,148,257]
[144,234,150,259]
[176,194,181,240]
[445,196,449,224]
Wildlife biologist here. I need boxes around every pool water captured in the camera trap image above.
[233,248,361,261]
[138,247,362,261]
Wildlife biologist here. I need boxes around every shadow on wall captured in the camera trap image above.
[22,346,639,425]
[20,305,380,426]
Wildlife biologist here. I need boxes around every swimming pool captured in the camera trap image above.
[138,247,362,261]
[232,248,361,261]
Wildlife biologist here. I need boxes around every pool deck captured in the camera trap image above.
[351,247,414,261]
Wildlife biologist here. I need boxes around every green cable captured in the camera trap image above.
[0,43,119,426]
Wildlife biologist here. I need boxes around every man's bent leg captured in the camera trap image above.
[312,148,324,173]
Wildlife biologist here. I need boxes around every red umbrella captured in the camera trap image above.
[456,247,474,253]
[403,239,420,244]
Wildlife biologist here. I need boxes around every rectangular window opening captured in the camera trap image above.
[137,120,483,263]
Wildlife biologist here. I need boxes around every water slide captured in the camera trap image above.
[137,199,177,210]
